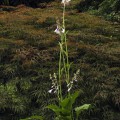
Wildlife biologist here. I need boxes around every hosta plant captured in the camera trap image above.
[21,0,91,120]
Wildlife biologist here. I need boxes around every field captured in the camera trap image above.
[0,1,120,120]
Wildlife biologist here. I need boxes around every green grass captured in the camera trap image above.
[0,1,120,120]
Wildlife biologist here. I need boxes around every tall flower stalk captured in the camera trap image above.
[21,1,91,120]
[58,0,70,101]
[47,0,91,120]
[52,0,71,102]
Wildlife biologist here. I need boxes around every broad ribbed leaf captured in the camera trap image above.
[46,104,61,115]
[47,104,71,116]
[60,97,71,108]
[71,91,80,105]
[75,104,91,118]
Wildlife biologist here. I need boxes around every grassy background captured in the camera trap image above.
[0,1,120,120]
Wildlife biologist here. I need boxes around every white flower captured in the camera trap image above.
[68,86,72,92]
[48,89,53,93]
[67,83,70,87]
[53,73,57,79]
[73,73,77,82]
[49,74,52,80]
[62,28,65,33]
[74,79,77,82]
[70,81,73,84]
[61,0,71,5]
[54,26,65,35]
[54,90,57,93]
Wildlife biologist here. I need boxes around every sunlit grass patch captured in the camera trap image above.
[26,16,56,30]
[0,20,5,26]
[25,16,39,25]
[0,38,22,48]
[66,22,88,31]
[102,42,120,57]
[68,12,119,33]
[68,32,112,45]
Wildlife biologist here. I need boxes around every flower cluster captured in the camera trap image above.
[72,69,80,82]
[61,0,71,5]
[54,25,65,35]
[67,69,80,92]
[48,73,58,94]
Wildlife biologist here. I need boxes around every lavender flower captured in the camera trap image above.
[54,25,65,35]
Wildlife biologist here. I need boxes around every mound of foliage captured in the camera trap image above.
[0,0,55,7]
[76,0,120,22]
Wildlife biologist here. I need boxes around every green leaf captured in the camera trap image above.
[64,116,72,120]
[46,104,61,115]
[47,104,71,117]
[75,104,91,118]
[70,91,80,105]
[60,97,71,108]
[60,108,71,116]
[60,91,81,110]
[55,115,71,120]
[20,115,43,120]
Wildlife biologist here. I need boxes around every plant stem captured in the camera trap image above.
[63,4,65,29]
[59,44,62,102]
